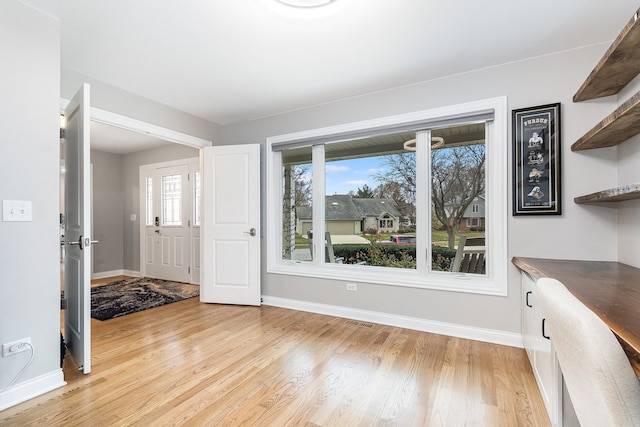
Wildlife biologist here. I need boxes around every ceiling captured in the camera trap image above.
[90,122,173,154]
[23,0,638,152]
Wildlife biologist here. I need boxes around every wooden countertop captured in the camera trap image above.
[512,257,640,376]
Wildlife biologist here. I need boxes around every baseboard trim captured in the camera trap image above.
[92,270,140,280]
[262,296,523,349]
[0,369,65,411]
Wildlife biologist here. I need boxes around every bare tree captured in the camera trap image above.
[431,144,485,248]
[373,153,416,223]
[373,146,485,247]
[293,164,312,207]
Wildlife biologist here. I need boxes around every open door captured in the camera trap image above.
[63,83,92,374]
[201,144,261,305]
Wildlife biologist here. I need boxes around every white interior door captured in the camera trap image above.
[201,144,261,305]
[64,83,92,374]
[143,164,191,283]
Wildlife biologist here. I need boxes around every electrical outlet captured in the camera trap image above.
[346,283,358,291]
[2,337,31,357]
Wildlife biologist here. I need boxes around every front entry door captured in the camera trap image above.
[64,83,92,374]
[201,144,261,305]
[143,164,191,283]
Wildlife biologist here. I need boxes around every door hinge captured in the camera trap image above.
[188,266,191,274]
[60,128,65,139]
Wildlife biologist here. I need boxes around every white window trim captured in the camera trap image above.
[266,97,508,296]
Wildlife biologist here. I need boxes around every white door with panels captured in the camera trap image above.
[63,83,92,374]
[143,164,191,283]
[201,144,261,305]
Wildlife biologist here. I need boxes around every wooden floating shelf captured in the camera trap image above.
[574,183,640,204]
[573,8,640,102]
[571,90,640,151]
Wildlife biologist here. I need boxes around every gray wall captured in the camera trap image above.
[62,70,220,144]
[91,149,124,274]
[0,1,61,391]
[219,44,624,335]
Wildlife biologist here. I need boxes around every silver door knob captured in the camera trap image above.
[244,228,256,237]
[66,235,98,250]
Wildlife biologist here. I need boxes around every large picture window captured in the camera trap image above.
[267,98,507,295]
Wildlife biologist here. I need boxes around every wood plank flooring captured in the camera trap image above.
[1,290,550,426]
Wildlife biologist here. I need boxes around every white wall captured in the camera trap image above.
[219,44,623,337]
[0,0,64,408]
[615,74,640,268]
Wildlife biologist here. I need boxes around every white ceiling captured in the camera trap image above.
[23,0,638,151]
[89,122,173,155]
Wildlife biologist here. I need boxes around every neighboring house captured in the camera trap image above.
[351,197,401,234]
[460,195,486,232]
[441,195,486,232]
[296,195,401,235]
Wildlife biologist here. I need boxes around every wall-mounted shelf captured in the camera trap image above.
[573,8,640,102]
[571,90,640,151]
[572,8,640,207]
[574,183,640,204]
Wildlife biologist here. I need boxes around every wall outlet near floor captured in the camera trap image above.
[2,337,32,357]
[346,283,358,291]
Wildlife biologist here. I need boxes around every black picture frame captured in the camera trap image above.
[512,103,561,216]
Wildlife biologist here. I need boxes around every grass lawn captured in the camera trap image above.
[374,230,484,247]
[431,230,485,246]
[292,230,485,249]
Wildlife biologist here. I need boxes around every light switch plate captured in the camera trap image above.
[2,200,32,222]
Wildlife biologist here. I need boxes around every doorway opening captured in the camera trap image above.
[59,95,211,375]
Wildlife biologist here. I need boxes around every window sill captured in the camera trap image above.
[268,261,507,296]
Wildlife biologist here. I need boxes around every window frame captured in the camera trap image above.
[266,97,508,296]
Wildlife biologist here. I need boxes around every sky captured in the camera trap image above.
[325,157,386,195]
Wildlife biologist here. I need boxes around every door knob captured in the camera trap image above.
[244,228,256,237]
[66,235,98,250]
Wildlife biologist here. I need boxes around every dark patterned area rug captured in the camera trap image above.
[91,277,200,321]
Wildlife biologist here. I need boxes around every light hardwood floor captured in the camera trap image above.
[1,288,550,426]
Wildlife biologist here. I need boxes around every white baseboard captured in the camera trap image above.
[0,369,66,411]
[262,296,523,349]
[92,270,140,280]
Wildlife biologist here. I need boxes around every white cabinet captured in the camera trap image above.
[521,272,560,425]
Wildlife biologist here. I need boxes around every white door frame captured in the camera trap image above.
[60,98,212,279]
[139,157,200,283]
[60,99,213,150]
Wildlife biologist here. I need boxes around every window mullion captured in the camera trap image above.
[312,144,325,265]
[415,130,429,275]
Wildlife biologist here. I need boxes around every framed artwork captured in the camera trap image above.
[512,103,562,215]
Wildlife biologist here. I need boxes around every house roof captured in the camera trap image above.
[296,195,400,220]
[326,195,362,221]
[352,198,400,218]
